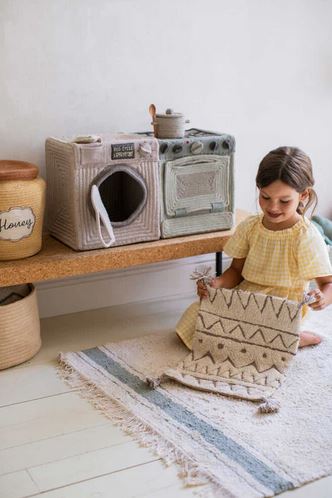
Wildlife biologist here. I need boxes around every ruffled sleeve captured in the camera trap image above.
[223,215,258,259]
[297,222,332,280]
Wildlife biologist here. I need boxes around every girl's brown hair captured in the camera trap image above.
[256,146,317,217]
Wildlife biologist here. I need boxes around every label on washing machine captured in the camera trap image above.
[0,207,36,241]
[111,143,135,160]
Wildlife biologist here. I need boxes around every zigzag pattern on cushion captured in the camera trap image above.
[207,288,301,322]
[197,314,299,350]
[164,287,302,401]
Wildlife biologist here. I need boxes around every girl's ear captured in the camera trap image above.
[300,188,310,202]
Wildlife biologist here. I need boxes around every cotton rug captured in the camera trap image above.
[58,305,332,498]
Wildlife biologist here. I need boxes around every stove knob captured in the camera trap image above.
[139,142,152,157]
[222,140,230,150]
[190,141,204,154]
[209,141,218,151]
[172,144,183,154]
[160,143,168,154]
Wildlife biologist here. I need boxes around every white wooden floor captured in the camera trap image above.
[1,296,331,498]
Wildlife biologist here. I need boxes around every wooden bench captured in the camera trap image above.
[0,209,249,287]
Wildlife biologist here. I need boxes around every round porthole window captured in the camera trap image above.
[92,165,147,227]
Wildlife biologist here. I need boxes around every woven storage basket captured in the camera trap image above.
[0,284,41,370]
[0,160,46,260]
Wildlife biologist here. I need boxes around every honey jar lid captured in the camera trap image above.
[0,160,39,181]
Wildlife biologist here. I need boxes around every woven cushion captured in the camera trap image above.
[165,287,301,401]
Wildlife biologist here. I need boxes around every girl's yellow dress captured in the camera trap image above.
[177,214,332,350]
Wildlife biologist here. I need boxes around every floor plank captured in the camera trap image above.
[0,423,130,476]
[281,476,332,498]
[0,362,71,408]
[0,392,108,450]
[28,441,159,492]
[23,296,193,367]
[26,460,202,498]
[0,470,39,498]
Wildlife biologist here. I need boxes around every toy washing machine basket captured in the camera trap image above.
[45,134,160,250]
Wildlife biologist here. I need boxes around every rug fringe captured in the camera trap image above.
[57,354,230,495]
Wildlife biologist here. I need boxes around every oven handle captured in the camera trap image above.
[91,185,116,247]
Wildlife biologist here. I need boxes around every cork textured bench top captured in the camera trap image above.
[0,209,249,287]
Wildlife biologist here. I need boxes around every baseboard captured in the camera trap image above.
[36,254,231,318]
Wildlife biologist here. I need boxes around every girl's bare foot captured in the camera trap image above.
[299,331,321,348]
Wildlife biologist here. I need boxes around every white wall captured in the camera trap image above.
[1,0,331,316]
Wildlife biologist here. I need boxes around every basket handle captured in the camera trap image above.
[90,185,116,248]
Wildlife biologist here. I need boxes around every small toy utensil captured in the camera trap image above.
[149,104,157,136]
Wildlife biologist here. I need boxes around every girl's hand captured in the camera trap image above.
[307,289,327,310]
[197,277,222,299]
[197,279,209,299]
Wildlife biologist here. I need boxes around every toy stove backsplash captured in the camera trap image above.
[45,110,235,251]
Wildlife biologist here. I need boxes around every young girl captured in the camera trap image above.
[177,146,332,349]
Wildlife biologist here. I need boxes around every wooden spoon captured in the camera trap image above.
[149,104,157,137]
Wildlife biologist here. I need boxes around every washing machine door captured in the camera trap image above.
[90,164,148,247]
[164,155,230,218]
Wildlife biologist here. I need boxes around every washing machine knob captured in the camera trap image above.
[172,144,183,154]
[209,141,218,151]
[159,143,168,154]
[191,141,204,154]
[139,142,152,157]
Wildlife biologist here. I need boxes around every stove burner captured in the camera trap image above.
[137,128,220,139]
[185,128,218,137]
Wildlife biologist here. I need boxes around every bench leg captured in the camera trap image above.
[216,251,223,276]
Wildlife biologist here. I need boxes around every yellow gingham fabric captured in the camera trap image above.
[176,301,200,350]
[224,214,332,298]
[176,214,332,350]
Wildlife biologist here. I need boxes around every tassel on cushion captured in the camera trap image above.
[146,373,170,389]
[258,398,280,414]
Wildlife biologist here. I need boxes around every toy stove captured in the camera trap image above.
[45,133,160,250]
[141,128,235,238]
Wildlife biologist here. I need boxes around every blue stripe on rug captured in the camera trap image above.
[82,346,294,495]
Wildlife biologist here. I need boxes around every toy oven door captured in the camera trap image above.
[164,154,231,218]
